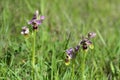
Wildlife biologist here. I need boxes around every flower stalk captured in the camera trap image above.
[80,51,87,80]
[31,31,36,79]
[32,31,36,69]
[72,64,75,80]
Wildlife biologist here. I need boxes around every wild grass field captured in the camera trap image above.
[0,0,120,80]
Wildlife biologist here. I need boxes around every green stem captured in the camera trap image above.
[32,31,36,79]
[80,52,87,80]
[72,64,75,80]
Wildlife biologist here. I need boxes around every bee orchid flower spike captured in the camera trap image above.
[20,10,45,79]
[65,32,96,65]
[28,10,45,30]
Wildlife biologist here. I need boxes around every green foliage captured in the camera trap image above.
[0,0,120,80]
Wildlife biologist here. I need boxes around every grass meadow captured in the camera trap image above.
[0,0,120,80]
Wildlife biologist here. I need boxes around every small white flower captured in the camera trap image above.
[21,26,29,35]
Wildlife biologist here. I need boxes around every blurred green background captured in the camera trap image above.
[0,0,120,80]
